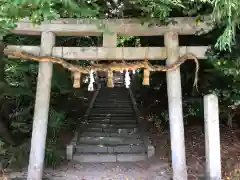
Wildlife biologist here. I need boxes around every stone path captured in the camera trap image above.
[9,159,172,180]
[69,87,154,163]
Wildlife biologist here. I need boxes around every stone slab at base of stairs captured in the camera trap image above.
[73,153,146,162]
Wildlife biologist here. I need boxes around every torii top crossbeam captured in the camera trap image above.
[13,16,212,36]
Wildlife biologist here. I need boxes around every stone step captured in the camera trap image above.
[95,95,131,100]
[90,110,133,114]
[88,113,135,117]
[94,103,132,106]
[85,119,137,124]
[96,97,130,100]
[86,116,136,120]
[80,132,141,138]
[92,106,133,109]
[78,136,143,146]
[83,127,138,134]
[73,153,146,162]
[101,100,130,101]
[93,101,132,107]
[95,99,131,102]
[96,97,129,100]
[96,95,129,98]
[91,107,133,111]
[97,94,129,96]
[89,112,133,115]
[75,144,146,153]
[98,93,128,95]
[87,117,136,121]
[91,106,132,109]
[93,104,133,107]
[92,105,133,108]
[80,123,137,129]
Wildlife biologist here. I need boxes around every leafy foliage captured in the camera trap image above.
[205,36,240,126]
[0,0,240,50]
[0,0,100,37]
[211,0,240,51]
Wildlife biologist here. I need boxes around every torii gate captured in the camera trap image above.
[3,17,221,180]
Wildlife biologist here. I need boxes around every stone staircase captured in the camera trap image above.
[66,86,155,163]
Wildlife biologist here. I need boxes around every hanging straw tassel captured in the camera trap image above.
[72,71,82,88]
[142,69,150,85]
[88,69,95,91]
[107,70,114,88]
[125,69,131,88]
[142,54,150,85]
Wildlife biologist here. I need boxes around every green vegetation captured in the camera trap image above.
[1,0,240,50]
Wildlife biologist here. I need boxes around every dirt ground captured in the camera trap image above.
[5,124,240,180]
[150,124,240,180]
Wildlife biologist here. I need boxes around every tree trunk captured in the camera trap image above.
[0,40,14,145]
[0,41,6,93]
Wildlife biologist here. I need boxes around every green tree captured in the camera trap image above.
[1,0,240,51]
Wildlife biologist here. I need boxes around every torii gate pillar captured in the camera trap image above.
[164,32,187,180]
[27,32,55,180]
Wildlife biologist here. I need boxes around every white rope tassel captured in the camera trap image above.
[88,69,95,91]
[125,69,131,88]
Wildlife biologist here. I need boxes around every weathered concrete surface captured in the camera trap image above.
[204,94,221,180]
[165,32,187,180]
[27,32,55,180]
[74,154,117,163]
[5,45,209,60]
[13,16,213,36]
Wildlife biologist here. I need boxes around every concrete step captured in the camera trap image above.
[92,106,133,109]
[93,104,133,108]
[90,110,133,114]
[73,153,146,162]
[91,107,133,110]
[75,144,146,153]
[94,100,131,103]
[89,112,134,115]
[87,117,136,121]
[80,122,137,129]
[96,98,130,100]
[92,105,133,108]
[97,97,129,100]
[95,97,130,99]
[96,96,129,99]
[88,113,135,117]
[93,103,132,106]
[91,108,133,111]
[85,119,137,124]
[78,136,143,145]
[94,101,132,104]
[97,94,129,97]
[97,93,128,95]
[83,127,138,134]
[80,132,141,138]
